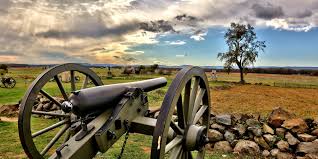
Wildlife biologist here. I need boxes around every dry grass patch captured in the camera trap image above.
[211,85,318,117]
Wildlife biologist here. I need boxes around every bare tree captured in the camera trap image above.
[218,23,266,83]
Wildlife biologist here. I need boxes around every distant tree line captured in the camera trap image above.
[217,67,318,76]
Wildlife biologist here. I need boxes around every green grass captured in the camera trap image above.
[0,120,241,159]
[1,67,318,158]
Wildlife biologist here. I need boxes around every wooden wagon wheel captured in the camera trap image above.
[151,66,211,159]
[18,63,103,158]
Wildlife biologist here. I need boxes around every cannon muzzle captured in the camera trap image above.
[67,77,167,116]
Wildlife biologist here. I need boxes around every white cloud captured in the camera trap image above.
[1,0,318,64]
[266,18,313,32]
[166,40,186,45]
[190,30,208,41]
[176,54,185,57]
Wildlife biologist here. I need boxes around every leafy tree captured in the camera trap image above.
[150,64,159,72]
[218,23,266,83]
[0,64,8,71]
[0,64,8,74]
[135,65,146,74]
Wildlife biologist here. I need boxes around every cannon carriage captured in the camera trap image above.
[18,63,211,159]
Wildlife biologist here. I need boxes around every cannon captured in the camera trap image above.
[18,63,211,159]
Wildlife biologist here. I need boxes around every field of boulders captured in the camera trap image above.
[207,107,318,159]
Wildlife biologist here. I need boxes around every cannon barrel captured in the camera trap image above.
[68,77,167,115]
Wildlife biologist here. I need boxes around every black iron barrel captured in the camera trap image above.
[68,77,167,116]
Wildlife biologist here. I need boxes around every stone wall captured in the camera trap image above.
[207,107,318,159]
[1,97,317,159]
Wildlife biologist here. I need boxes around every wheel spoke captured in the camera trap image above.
[188,151,193,159]
[184,80,191,124]
[40,124,69,156]
[168,144,182,159]
[32,119,68,138]
[193,105,208,125]
[170,121,184,135]
[176,95,185,129]
[191,88,206,122]
[54,75,68,100]
[165,136,183,153]
[40,89,63,107]
[32,110,70,118]
[70,70,76,92]
[81,75,89,89]
[188,77,200,124]
[63,129,71,143]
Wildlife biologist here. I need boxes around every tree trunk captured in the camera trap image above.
[239,68,245,84]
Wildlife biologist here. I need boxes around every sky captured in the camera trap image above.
[0,0,318,66]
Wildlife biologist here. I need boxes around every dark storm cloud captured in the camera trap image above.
[175,14,198,22]
[36,21,139,39]
[139,20,176,33]
[123,57,136,62]
[252,3,284,20]
[295,10,313,18]
[130,0,179,10]
[0,51,19,56]
[112,55,136,62]
[0,0,12,13]
[39,50,71,59]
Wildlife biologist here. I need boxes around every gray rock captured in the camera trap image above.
[40,98,50,104]
[216,114,232,126]
[210,117,216,124]
[224,131,236,143]
[296,140,318,154]
[154,111,160,119]
[271,148,280,157]
[233,140,260,155]
[277,140,289,152]
[206,143,214,151]
[246,119,260,127]
[50,104,59,111]
[254,136,270,150]
[286,132,300,146]
[233,124,246,136]
[282,118,309,134]
[44,115,53,119]
[268,107,295,128]
[263,134,277,146]
[54,97,64,103]
[297,134,317,142]
[277,152,295,159]
[312,129,318,137]
[208,129,223,142]
[231,113,242,124]
[210,123,226,132]
[43,103,52,111]
[35,103,44,111]
[263,123,275,134]
[213,141,233,153]
[262,150,270,157]
[276,128,286,137]
[248,126,263,136]
[304,154,318,159]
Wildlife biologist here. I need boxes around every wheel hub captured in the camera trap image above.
[185,125,208,151]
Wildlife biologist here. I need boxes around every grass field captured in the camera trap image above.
[0,67,318,158]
